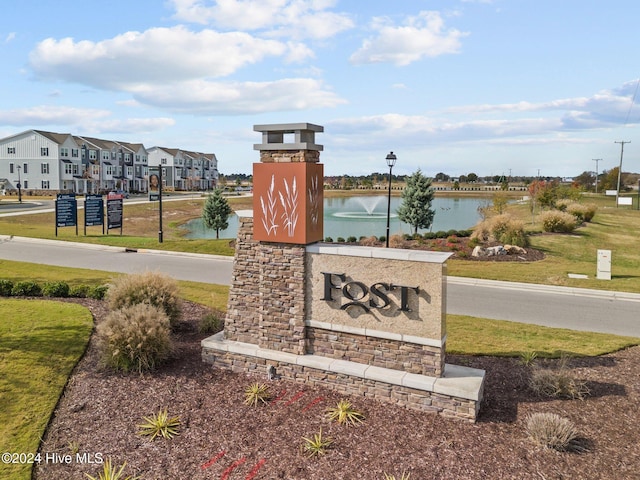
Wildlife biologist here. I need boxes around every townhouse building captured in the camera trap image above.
[0,130,218,195]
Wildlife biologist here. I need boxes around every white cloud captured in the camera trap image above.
[0,106,111,126]
[4,32,16,43]
[350,11,468,66]
[0,105,174,134]
[28,26,294,89]
[131,78,346,114]
[169,0,354,40]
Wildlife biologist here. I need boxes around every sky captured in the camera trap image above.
[1,0,639,178]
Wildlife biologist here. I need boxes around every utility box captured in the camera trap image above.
[597,249,612,280]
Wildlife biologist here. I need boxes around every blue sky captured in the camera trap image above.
[1,0,639,178]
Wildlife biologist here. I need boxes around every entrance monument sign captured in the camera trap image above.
[202,123,485,421]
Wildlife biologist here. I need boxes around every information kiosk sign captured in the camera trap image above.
[106,193,123,234]
[55,193,78,236]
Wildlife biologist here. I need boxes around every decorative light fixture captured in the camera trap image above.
[385,151,397,248]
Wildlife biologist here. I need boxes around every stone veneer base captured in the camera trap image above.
[202,332,485,422]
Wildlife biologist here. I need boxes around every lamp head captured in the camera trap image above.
[386,151,397,168]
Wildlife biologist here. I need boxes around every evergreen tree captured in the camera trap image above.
[397,169,435,235]
[202,189,232,239]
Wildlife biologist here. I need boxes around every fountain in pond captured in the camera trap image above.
[333,196,396,219]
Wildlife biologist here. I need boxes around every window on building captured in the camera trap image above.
[23,181,28,189]
[65,163,73,175]
[73,164,79,175]
[41,163,50,174]
[72,149,79,158]
[23,163,28,174]
[102,152,110,160]
[60,147,69,157]
[89,150,97,160]
[9,163,14,174]
[161,158,167,165]
[7,147,15,154]
[41,180,50,189]
[41,147,49,156]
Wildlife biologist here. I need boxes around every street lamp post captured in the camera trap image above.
[385,151,397,248]
[16,165,22,203]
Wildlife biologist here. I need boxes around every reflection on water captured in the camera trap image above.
[183,195,485,240]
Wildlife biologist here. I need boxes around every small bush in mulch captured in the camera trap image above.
[199,310,225,334]
[11,280,42,297]
[96,303,172,373]
[106,271,181,328]
[525,412,579,451]
[0,279,14,296]
[42,281,70,298]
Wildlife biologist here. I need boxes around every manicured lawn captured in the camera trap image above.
[447,314,639,356]
[0,299,93,480]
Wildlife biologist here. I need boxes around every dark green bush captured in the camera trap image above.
[11,281,42,297]
[336,237,345,243]
[42,281,70,298]
[69,285,91,298]
[434,231,448,238]
[378,235,386,243]
[324,237,333,242]
[0,279,14,296]
[88,285,109,300]
[446,229,458,237]
[423,232,437,240]
[347,236,357,243]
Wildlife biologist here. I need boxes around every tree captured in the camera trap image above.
[397,169,435,235]
[202,189,232,239]
[467,172,478,183]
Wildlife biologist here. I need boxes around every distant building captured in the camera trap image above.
[0,129,219,195]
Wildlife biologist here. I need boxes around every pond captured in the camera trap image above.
[183,195,486,240]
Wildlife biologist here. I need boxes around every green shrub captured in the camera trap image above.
[336,237,345,243]
[69,284,91,298]
[199,310,224,334]
[11,281,42,297]
[539,210,578,233]
[434,231,448,238]
[324,237,333,242]
[525,412,578,451]
[423,232,437,240]
[88,284,109,300]
[96,303,172,373]
[42,281,70,298]
[378,235,386,243]
[347,236,358,243]
[0,279,14,296]
[302,428,333,457]
[106,272,181,327]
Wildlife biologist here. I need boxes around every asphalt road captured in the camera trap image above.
[0,235,638,337]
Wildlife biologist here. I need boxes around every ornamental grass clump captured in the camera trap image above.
[566,202,597,223]
[525,412,579,451]
[97,303,172,373]
[471,214,529,247]
[85,458,141,480]
[106,271,181,329]
[538,210,578,233]
[529,366,589,400]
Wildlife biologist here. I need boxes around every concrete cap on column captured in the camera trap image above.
[253,123,324,151]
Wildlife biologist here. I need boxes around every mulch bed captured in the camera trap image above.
[34,299,640,480]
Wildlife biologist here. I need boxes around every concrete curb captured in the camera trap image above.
[447,276,640,302]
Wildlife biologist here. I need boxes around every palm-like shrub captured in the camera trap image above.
[137,408,181,441]
[106,272,181,328]
[97,303,172,373]
[326,399,364,426]
[244,383,271,407]
[525,412,578,451]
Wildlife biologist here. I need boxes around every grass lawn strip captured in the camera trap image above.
[0,299,93,480]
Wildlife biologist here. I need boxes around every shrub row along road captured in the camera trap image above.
[1,235,638,337]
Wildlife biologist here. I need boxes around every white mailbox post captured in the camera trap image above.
[597,249,612,280]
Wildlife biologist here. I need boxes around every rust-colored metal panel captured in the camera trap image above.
[253,162,323,244]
